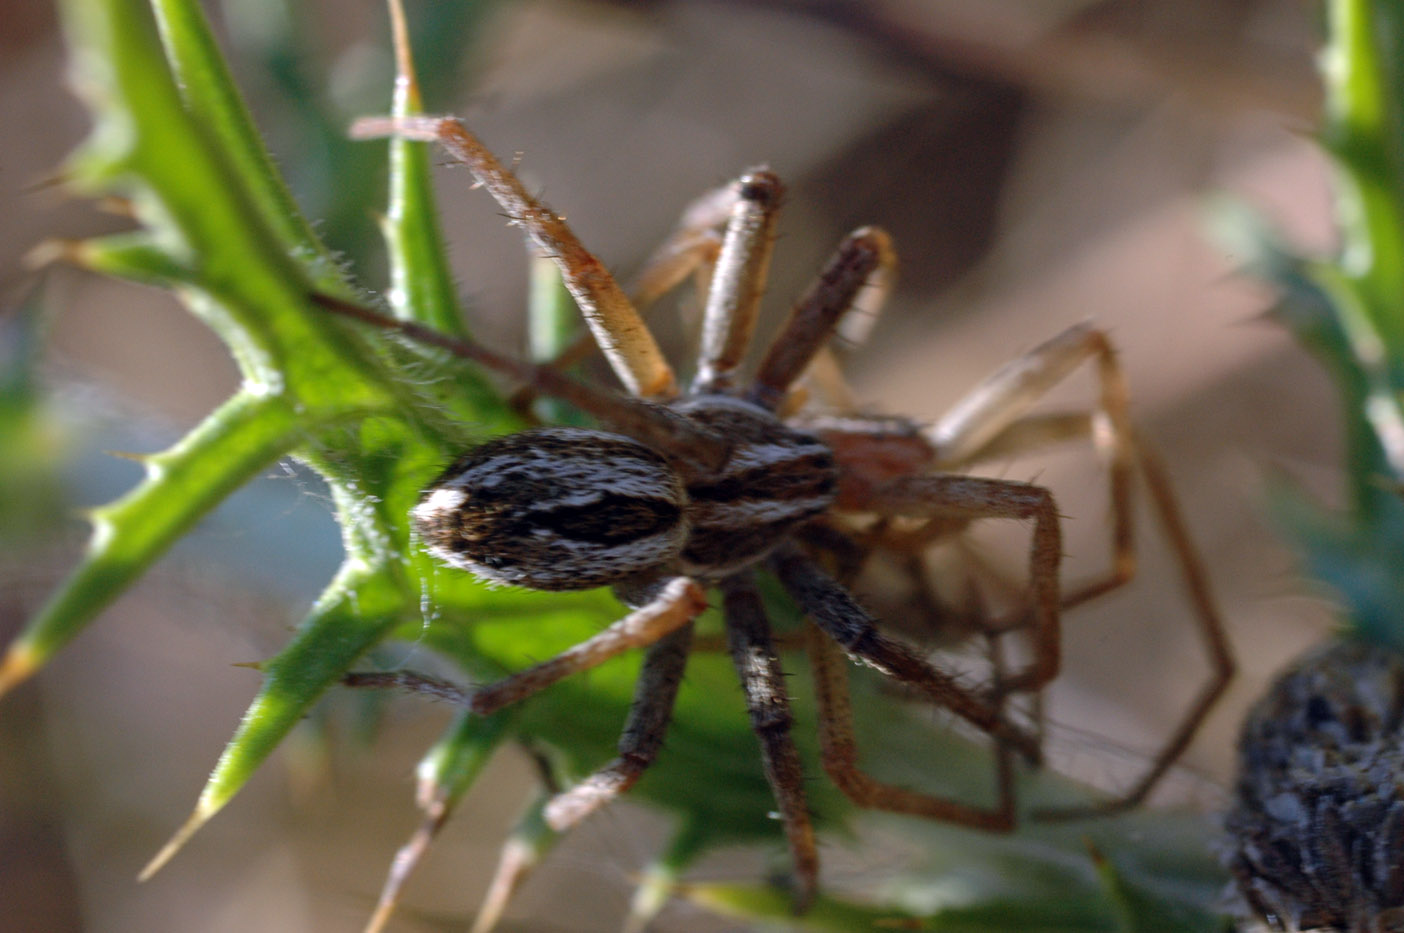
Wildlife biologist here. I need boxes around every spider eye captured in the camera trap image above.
[412,428,689,591]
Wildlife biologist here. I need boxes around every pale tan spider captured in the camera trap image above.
[319,113,1234,916]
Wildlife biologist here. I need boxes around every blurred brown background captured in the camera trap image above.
[1,0,1343,930]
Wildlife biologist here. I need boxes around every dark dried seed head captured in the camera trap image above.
[1226,638,1404,932]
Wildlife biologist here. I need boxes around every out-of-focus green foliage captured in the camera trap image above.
[1214,0,1404,652]
[0,290,69,541]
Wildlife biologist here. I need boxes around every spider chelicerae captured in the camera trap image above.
[318,114,1234,914]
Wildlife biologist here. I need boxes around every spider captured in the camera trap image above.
[317,113,1234,915]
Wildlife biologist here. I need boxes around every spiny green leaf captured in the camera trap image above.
[147,0,346,289]
[1,390,299,690]
[1322,0,1404,350]
[381,0,471,338]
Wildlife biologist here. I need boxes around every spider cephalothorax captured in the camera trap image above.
[326,112,1234,925]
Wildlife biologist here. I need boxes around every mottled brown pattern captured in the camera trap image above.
[414,428,687,590]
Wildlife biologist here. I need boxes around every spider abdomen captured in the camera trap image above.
[674,397,839,576]
[413,428,689,591]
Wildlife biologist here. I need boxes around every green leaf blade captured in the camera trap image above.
[1,390,298,691]
[147,0,348,290]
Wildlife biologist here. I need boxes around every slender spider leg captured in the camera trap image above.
[343,577,707,717]
[519,187,733,382]
[693,170,783,394]
[840,473,1062,697]
[310,293,730,476]
[719,571,819,910]
[542,622,694,831]
[1034,437,1234,820]
[351,115,677,400]
[927,321,1134,609]
[749,227,895,411]
[783,228,897,415]
[767,542,1041,762]
[803,618,1016,831]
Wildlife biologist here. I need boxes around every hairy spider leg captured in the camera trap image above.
[343,577,707,715]
[748,227,894,412]
[507,182,734,415]
[351,115,678,400]
[719,573,821,908]
[929,321,1136,609]
[541,623,695,830]
[810,321,1234,818]
[310,293,730,477]
[769,540,1042,762]
[692,169,782,393]
[804,620,1017,831]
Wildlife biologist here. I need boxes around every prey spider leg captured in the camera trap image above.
[915,324,1235,816]
[803,318,1233,819]
[1034,437,1234,819]
[929,322,1136,611]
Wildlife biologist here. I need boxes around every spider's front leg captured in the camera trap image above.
[343,577,707,718]
[351,114,678,400]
